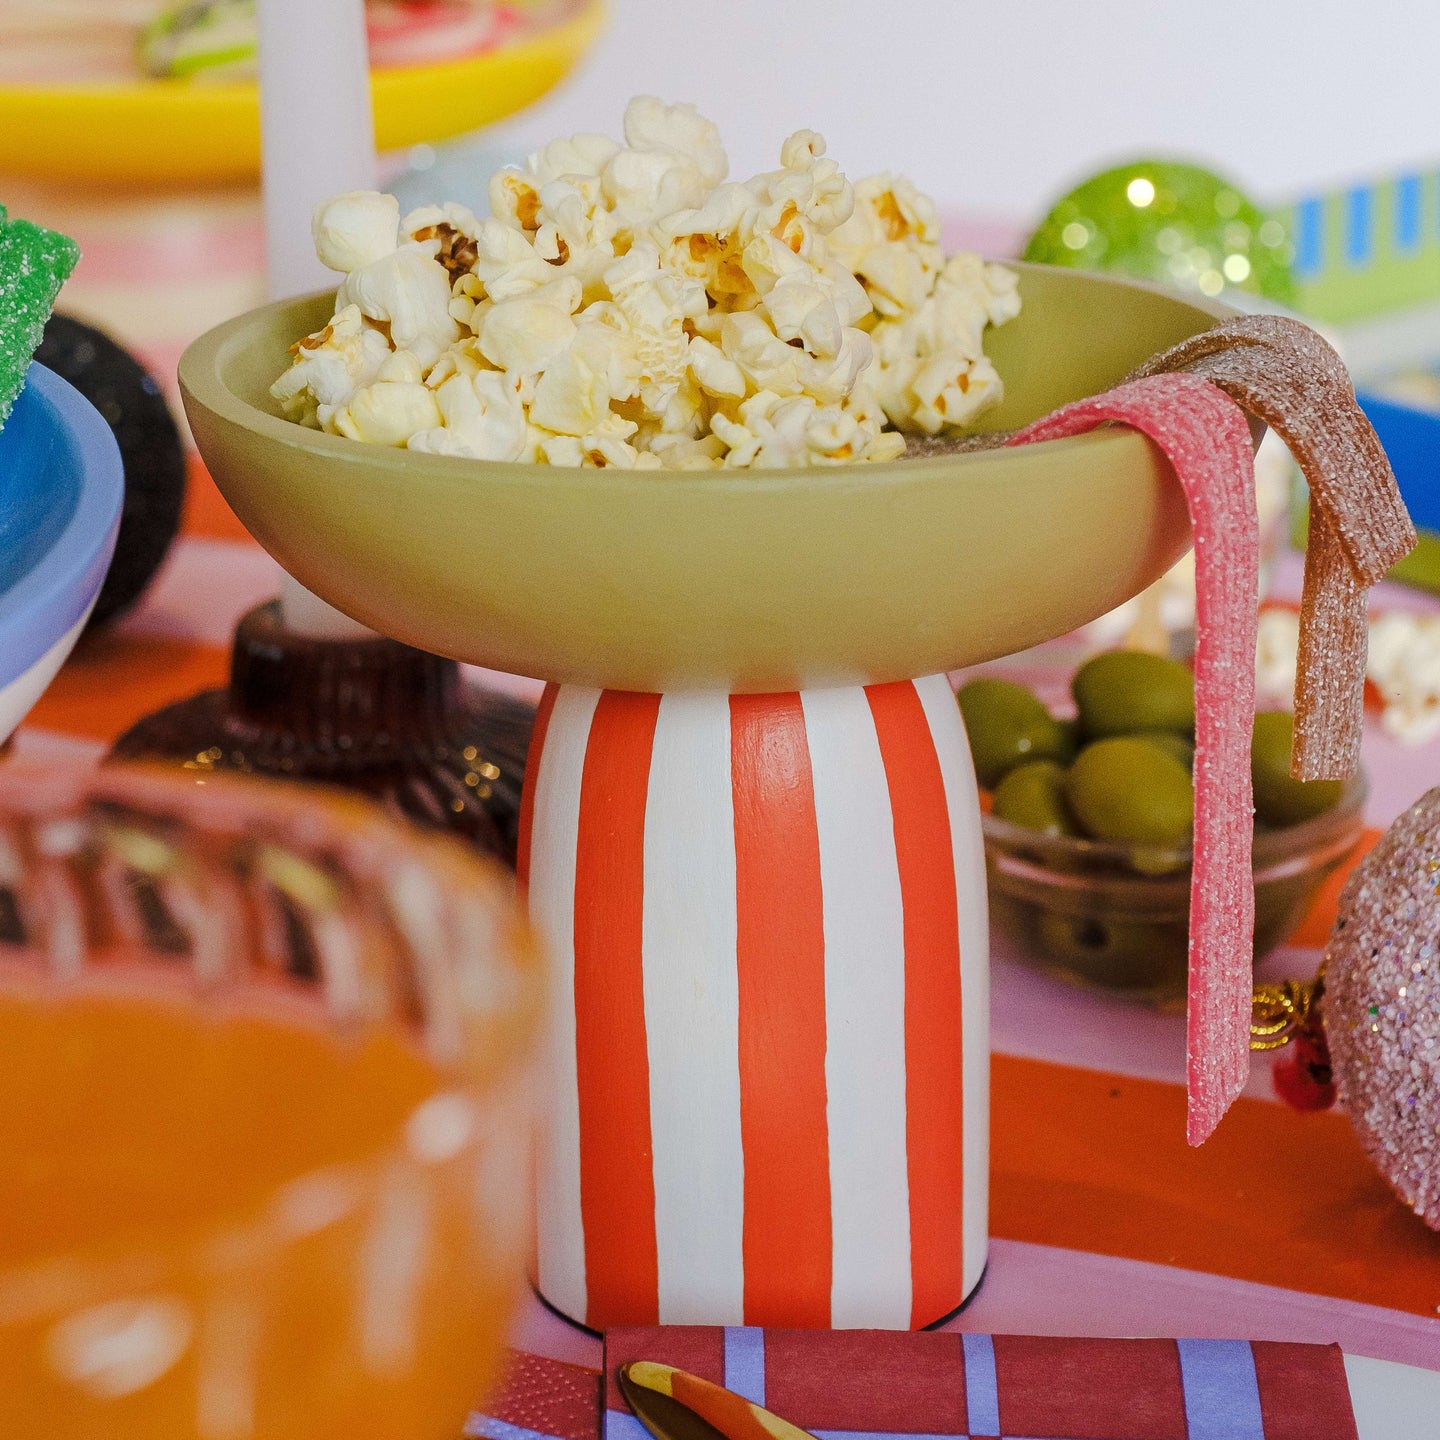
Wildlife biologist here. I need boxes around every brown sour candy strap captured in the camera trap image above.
[1131,313,1415,780]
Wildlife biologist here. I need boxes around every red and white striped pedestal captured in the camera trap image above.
[516,674,989,1331]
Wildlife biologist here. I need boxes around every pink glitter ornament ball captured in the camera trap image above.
[1324,788,1440,1230]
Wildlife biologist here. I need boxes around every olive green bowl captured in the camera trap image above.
[179,266,1233,692]
[984,779,1367,1009]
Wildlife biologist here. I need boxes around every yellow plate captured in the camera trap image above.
[180,266,1240,693]
[0,0,603,187]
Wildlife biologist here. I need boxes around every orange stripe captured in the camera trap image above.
[866,679,965,1327]
[730,693,832,1325]
[572,690,661,1326]
[992,1053,1440,1317]
[183,453,260,546]
[25,633,229,744]
[515,682,558,897]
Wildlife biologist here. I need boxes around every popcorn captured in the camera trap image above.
[472,218,556,301]
[540,433,658,469]
[1255,606,1301,705]
[478,286,580,374]
[273,96,1019,469]
[687,334,746,400]
[909,352,1003,434]
[403,201,481,283]
[331,378,442,447]
[1367,611,1440,745]
[1255,605,1440,747]
[530,349,628,438]
[623,96,727,189]
[409,370,528,462]
[313,191,400,274]
[272,304,390,426]
[337,244,458,370]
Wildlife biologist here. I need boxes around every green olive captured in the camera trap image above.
[1056,716,1084,762]
[957,677,1069,788]
[1141,730,1195,770]
[1072,649,1196,738]
[1251,711,1345,826]
[1067,736,1195,846]
[992,760,1081,836]
[1035,911,1188,996]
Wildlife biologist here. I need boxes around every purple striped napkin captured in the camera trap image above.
[602,1327,1360,1440]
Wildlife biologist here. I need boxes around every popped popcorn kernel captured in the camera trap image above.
[409,370,528,462]
[272,304,390,422]
[336,243,459,369]
[331,378,442,448]
[313,191,400,274]
[275,97,1018,469]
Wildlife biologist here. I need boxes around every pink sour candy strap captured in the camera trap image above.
[1008,374,1259,1146]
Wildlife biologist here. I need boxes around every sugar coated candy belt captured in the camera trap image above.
[1130,314,1416,780]
[0,209,80,428]
[1008,374,1259,1145]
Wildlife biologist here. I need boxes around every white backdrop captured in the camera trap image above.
[493,0,1440,224]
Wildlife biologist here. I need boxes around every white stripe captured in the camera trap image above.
[7,728,106,765]
[0,609,91,745]
[528,685,600,1324]
[916,673,991,1301]
[802,685,912,1329]
[643,691,745,1323]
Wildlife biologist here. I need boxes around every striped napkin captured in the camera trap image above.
[602,1327,1360,1440]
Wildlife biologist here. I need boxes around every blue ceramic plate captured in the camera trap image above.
[0,363,123,741]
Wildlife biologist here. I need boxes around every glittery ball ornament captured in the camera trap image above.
[1023,160,1296,306]
[1323,788,1440,1229]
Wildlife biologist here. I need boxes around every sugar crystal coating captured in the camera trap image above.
[1131,313,1416,781]
[0,212,81,426]
[1324,787,1440,1230]
[1010,374,1259,1144]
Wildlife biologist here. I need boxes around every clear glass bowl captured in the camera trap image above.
[0,763,542,1437]
[983,775,1367,1008]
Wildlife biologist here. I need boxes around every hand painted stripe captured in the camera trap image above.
[1293,196,1326,279]
[802,686,911,1329]
[644,692,744,1323]
[867,679,965,1328]
[731,692,832,1327]
[574,690,663,1326]
[516,682,559,895]
[1394,174,1424,254]
[915,674,990,1300]
[1345,185,1374,267]
[722,1326,766,1405]
[960,1332,1000,1438]
[530,685,600,1322]
[1176,1339,1266,1440]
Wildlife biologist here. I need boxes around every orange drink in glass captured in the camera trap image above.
[0,764,542,1438]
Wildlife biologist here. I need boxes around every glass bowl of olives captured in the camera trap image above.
[961,651,1367,1008]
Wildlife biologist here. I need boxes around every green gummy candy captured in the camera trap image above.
[0,214,80,427]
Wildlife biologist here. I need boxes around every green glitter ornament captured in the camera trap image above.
[0,209,81,428]
[1023,159,1296,306]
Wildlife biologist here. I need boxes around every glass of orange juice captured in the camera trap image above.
[0,762,543,1438]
